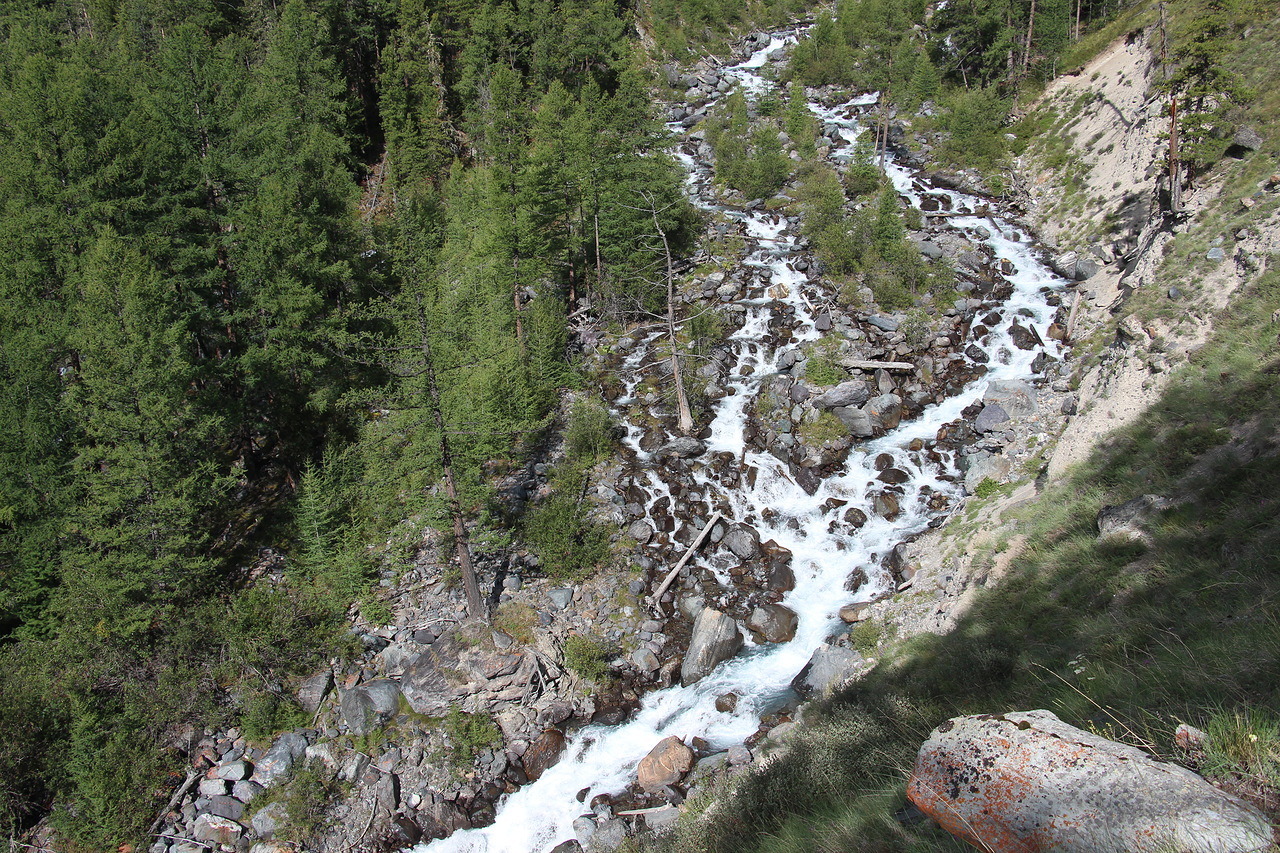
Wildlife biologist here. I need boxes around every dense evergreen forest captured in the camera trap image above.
[1,0,1243,845]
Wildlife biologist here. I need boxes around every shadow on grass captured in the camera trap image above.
[653,268,1280,851]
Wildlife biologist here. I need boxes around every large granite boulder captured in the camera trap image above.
[746,603,798,643]
[907,710,1272,853]
[680,607,743,686]
[790,644,864,697]
[811,380,871,409]
[400,635,466,715]
[636,736,695,791]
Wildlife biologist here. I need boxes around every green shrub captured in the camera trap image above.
[275,760,347,845]
[522,463,609,580]
[798,412,847,446]
[563,635,612,681]
[974,477,1001,498]
[240,692,309,744]
[802,337,846,386]
[443,707,501,762]
[565,397,614,461]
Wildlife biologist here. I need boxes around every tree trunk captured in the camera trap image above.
[416,297,485,620]
[649,207,694,434]
[1023,0,1038,76]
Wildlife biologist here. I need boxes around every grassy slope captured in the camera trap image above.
[650,5,1280,852]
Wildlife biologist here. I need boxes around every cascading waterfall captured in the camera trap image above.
[416,31,1065,853]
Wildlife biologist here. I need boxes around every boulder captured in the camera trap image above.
[867,315,900,332]
[211,759,251,781]
[251,802,288,839]
[907,710,1272,853]
[626,519,653,545]
[637,736,695,791]
[722,524,761,560]
[1231,126,1264,152]
[838,602,871,623]
[811,380,871,409]
[205,794,245,822]
[1096,494,1169,545]
[250,732,307,788]
[791,644,864,697]
[833,405,874,437]
[340,679,401,736]
[295,671,332,714]
[983,379,1038,419]
[655,437,707,459]
[862,393,903,432]
[680,607,743,686]
[972,403,1010,434]
[962,450,1012,493]
[400,635,465,716]
[522,729,567,782]
[588,817,628,851]
[192,814,243,845]
[745,603,798,643]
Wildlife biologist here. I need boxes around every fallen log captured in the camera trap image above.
[649,511,723,613]
[839,359,915,371]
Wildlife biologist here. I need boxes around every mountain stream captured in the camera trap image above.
[416,30,1066,853]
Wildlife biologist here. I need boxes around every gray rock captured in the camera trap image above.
[197,778,228,798]
[631,648,661,673]
[295,670,332,714]
[548,588,575,610]
[1207,246,1226,261]
[574,816,598,846]
[791,644,864,696]
[211,759,251,781]
[1060,394,1078,416]
[867,315,900,332]
[814,311,832,331]
[907,710,1272,853]
[625,520,653,545]
[811,380,870,408]
[643,805,681,833]
[588,817,628,851]
[655,437,707,459]
[231,780,263,803]
[338,750,370,783]
[191,814,243,845]
[861,393,903,432]
[251,801,289,839]
[340,686,381,737]
[680,608,743,686]
[1097,494,1169,544]
[205,794,244,822]
[727,744,752,765]
[399,634,464,716]
[250,732,307,788]
[1231,126,1263,151]
[832,405,874,437]
[983,379,1038,419]
[963,450,1012,493]
[916,240,944,260]
[722,524,760,560]
[973,403,1010,433]
[745,603,798,643]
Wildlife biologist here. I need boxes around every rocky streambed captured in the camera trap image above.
[149,25,1098,853]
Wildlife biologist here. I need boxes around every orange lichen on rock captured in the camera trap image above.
[906,710,1272,853]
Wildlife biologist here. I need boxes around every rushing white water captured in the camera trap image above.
[416,32,1065,853]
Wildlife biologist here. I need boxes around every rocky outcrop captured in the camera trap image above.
[680,607,743,686]
[907,711,1273,853]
